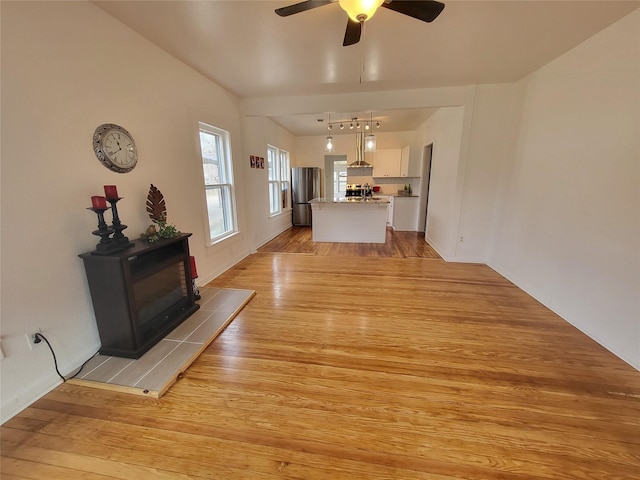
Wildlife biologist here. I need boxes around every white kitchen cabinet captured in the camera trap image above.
[377,195,394,225]
[372,149,402,177]
[400,145,410,177]
[392,196,419,231]
[373,147,417,178]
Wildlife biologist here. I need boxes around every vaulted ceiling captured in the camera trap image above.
[93,1,639,135]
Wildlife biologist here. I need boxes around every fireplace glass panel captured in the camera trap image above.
[132,260,189,343]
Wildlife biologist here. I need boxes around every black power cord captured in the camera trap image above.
[34,332,99,382]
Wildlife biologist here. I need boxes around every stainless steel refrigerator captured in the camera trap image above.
[291,167,321,226]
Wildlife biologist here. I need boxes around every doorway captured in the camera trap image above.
[417,144,433,233]
[324,155,347,200]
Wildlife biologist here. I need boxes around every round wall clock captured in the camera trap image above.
[93,123,138,173]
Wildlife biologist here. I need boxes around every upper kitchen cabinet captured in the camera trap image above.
[373,147,420,178]
[372,149,404,177]
[400,146,410,177]
[402,145,423,177]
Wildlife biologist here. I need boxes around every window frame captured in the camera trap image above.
[198,121,238,246]
[267,145,291,217]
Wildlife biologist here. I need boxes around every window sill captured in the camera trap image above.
[205,230,242,254]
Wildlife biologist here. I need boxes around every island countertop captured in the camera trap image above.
[310,197,390,204]
[309,197,389,243]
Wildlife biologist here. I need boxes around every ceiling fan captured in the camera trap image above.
[275,0,445,46]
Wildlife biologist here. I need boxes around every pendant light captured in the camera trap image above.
[325,135,334,153]
[364,112,376,152]
[325,112,334,152]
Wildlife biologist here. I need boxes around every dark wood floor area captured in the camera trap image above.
[259,226,441,258]
[2,232,639,479]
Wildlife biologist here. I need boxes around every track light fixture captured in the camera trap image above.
[324,115,381,135]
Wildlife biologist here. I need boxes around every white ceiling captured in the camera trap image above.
[93,0,639,136]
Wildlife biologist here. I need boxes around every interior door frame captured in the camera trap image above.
[324,154,347,200]
[417,143,433,233]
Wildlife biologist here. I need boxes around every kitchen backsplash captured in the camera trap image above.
[348,175,420,196]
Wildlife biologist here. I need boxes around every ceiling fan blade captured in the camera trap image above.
[343,19,362,46]
[275,0,334,17]
[381,0,445,23]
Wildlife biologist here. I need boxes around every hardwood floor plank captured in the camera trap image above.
[2,228,639,479]
[1,455,120,480]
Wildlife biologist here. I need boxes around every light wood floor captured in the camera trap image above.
[259,226,441,258]
[3,229,639,479]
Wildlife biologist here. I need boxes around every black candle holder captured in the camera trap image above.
[87,206,117,255]
[107,197,134,249]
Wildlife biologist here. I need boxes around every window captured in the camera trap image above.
[198,122,237,244]
[267,145,291,215]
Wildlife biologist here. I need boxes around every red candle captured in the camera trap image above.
[91,196,107,209]
[189,256,198,278]
[104,185,118,199]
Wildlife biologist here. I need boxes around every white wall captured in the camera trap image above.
[415,107,466,259]
[455,84,517,262]
[0,1,252,422]
[489,10,640,369]
[242,116,296,246]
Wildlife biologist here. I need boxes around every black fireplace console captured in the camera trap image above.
[79,233,200,358]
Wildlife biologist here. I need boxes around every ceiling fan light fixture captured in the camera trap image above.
[338,0,384,23]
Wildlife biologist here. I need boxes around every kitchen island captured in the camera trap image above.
[310,197,390,243]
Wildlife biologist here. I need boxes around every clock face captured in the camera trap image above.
[93,124,138,173]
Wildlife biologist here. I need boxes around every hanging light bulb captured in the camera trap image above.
[364,133,376,152]
[340,123,344,129]
[325,135,334,153]
[364,112,376,152]
[376,121,380,128]
[328,124,333,130]
[350,122,354,129]
[365,123,370,130]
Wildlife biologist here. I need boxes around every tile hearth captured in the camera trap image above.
[67,287,255,398]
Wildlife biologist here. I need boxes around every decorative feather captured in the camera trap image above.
[146,184,167,223]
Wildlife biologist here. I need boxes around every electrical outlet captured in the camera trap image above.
[25,330,42,350]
